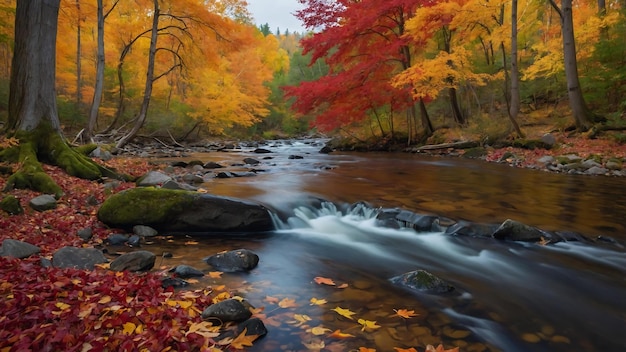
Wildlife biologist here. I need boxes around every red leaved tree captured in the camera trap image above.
[285,0,435,144]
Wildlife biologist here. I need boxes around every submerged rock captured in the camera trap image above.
[169,264,205,278]
[390,269,454,294]
[492,219,545,241]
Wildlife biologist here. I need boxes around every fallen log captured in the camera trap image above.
[408,140,479,152]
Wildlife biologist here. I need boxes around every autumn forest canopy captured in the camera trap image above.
[0,0,625,146]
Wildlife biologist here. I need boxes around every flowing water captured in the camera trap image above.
[149,140,626,352]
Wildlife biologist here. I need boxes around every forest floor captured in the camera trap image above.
[0,123,624,350]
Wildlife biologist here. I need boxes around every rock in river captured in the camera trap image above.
[97,188,273,233]
[203,248,259,272]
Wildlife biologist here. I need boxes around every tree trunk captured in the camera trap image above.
[3,0,118,197]
[554,0,594,131]
[116,0,159,148]
[8,0,61,133]
[509,0,524,138]
[85,0,105,142]
[418,98,433,137]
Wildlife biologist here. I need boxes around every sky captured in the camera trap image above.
[246,0,306,34]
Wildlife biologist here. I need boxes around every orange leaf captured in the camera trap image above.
[264,295,280,304]
[394,309,418,319]
[314,276,336,286]
[393,348,418,352]
[329,329,355,339]
[358,348,376,352]
[425,345,459,352]
[208,271,223,279]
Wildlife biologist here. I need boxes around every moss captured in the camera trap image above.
[462,147,487,158]
[0,195,23,215]
[73,143,98,156]
[98,187,196,229]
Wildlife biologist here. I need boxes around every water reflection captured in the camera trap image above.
[150,141,626,351]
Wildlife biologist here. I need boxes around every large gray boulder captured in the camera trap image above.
[52,247,107,270]
[0,239,40,259]
[97,187,273,233]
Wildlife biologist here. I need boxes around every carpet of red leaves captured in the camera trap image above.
[0,158,225,351]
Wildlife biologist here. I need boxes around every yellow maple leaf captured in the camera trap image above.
[314,276,336,286]
[229,328,259,349]
[394,308,418,319]
[212,292,231,304]
[358,319,381,331]
[328,329,355,339]
[309,297,327,306]
[122,322,137,335]
[278,297,298,308]
[332,307,356,320]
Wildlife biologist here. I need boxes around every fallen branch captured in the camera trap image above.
[410,140,479,151]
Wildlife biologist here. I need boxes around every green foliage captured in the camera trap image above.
[581,13,626,114]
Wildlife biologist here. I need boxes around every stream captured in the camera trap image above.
[149,139,626,351]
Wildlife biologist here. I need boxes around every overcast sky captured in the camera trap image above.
[246,0,306,34]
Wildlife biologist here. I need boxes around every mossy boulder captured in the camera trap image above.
[0,195,23,215]
[97,187,274,233]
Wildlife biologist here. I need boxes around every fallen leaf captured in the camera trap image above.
[208,271,223,279]
[288,313,312,326]
[314,276,336,286]
[308,325,331,335]
[394,348,418,352]
[278,297,298,308]
[186,321,220,338]
[264,295,279,304]
[302,339,325,350]
[394,309,418,319]
[358,318,381,331]
[309,297,327,306]
[229,328,259,349]
[332,307,356,320]
[55,302,71,311]
[185,240,199,245]
[98,295,112,304]
[328,329,355,339]
[337,283,349,289]
[122,322,136,335]
[358,348,376,352]
[425,345,459,352]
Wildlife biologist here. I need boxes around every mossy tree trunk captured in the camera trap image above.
[1,0,118,198]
